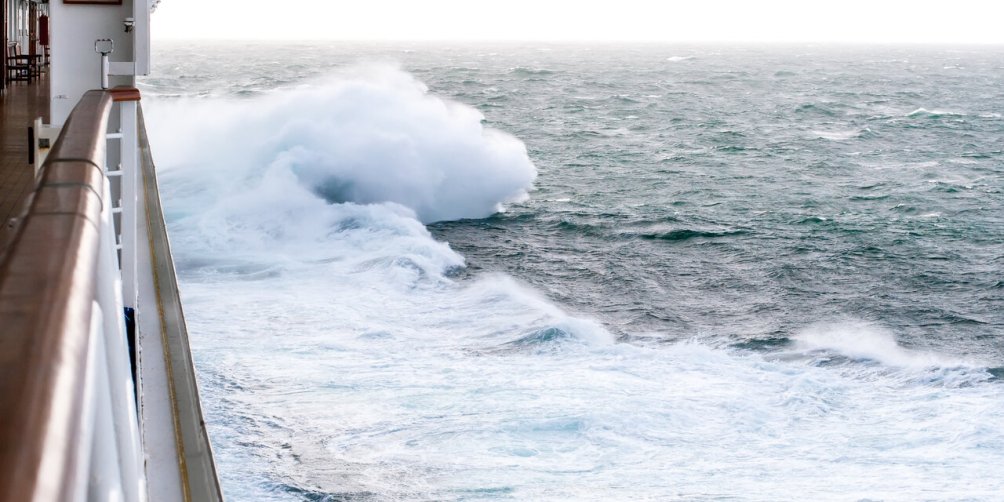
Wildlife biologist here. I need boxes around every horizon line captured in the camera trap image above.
[150,38,1004,47]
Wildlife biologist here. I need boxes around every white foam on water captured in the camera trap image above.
[146,66,1004,501]
[793,321,976,369]
[188,280,1004,501]
[810,128,864,141]
[906,107,964,118]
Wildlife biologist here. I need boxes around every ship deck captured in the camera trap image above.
[0,74,50,249]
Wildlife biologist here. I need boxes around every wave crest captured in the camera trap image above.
[793,321,975,370]
[149,64,537,225]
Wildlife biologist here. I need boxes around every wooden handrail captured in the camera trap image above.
[0,90,114,502]
[110,87,141,103]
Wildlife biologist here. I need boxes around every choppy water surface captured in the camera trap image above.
[144,42,1004,501]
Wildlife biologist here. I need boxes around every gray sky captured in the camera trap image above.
[153,0,1004,44]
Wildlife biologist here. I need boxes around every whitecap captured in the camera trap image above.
[792,321,977,370]
[906,107,964,118]
[811,129,862,141]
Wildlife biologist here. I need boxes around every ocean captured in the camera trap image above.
[142,42,1004,501]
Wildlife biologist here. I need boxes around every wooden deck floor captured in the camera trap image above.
[0,74,50,249]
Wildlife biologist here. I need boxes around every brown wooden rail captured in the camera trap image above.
[0,89,117,502]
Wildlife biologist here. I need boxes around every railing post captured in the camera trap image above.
[115,92,140,310]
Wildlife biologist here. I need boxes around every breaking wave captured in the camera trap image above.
[906,107,965,118]
[794,321,974,369]
[149,63,536,226]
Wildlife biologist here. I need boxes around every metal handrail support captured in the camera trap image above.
[109,87,140,310]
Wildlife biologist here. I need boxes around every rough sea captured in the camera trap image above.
[142,42,1004,501]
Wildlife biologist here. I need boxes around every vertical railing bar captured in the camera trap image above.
[119,100,139,309]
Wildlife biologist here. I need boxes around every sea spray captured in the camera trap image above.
[148,63,536,226]
[146,63,541,284]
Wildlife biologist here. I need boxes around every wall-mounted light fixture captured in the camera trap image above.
[124,17,135,33]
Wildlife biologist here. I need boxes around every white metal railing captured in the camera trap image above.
[91,94,145,502]
[97,97,146,502]
[70,94,148,502]
[106,97,140,310]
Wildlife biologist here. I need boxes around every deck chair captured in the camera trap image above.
[6,43,32,83]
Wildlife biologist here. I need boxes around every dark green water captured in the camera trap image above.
[420,45,1004,359]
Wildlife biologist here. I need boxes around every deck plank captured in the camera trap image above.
[0,73,49,249]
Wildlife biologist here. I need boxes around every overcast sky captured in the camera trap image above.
[152,0,1004,44]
